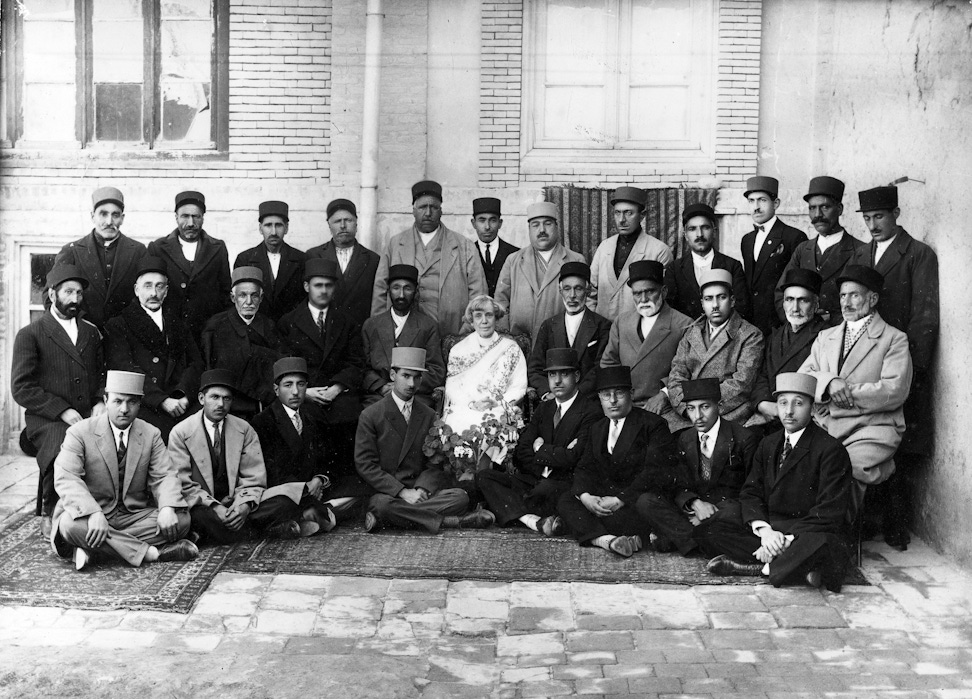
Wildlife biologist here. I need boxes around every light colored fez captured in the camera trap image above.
[773,372,816,399]
[698,268,734,293]
[391,347,427,373]
[106,370,145,396]
[232,266,264,287]
[526,201,559,223]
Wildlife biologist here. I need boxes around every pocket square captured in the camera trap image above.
[587,340,597,347]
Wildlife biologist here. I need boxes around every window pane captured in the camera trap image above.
[93,19,144,83]
[161,81,210,141]
[95,83,143,141]
[30,254,58,305]
[544,85,607,143]
[630,0,694,81]
[161,0,212,19]
[545,0,610,85]
[23,83,76,141]
[92,0,141,20]
[23,20,75,83]
[161,19,213,83]
[21,0,74,20]
[627,85,689,141]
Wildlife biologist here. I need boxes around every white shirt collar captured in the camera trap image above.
[142,305,164,331]
[555,391,578,416]
[815,229,844,253]
[179,237,198,261]
[874,233,897,262]
[308,302,327,322]
[700,417,722,446]
[756,215,778,233]
[391,309,409,329]
[639,312,659,338]
[50,309,78,340]
[479,239,498,256]
[783,426,807,448]
[417,226,441,246]
[280,403,299,421]
[708,315,731,338]
[564,308,585,327]
[109,420,132,447]
[691,249,715,265]
[204,414,224,443]
[536,247,555,263]
[237,311,255,326]
[390,391,412,414]
[845,314,872,334]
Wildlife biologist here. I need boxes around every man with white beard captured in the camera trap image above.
[600,260,692,411]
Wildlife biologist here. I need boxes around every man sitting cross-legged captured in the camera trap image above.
[477,348,601,536]
[51,371,197,570]
[355,347,495,534]
[556,366,677,558]
[637,378,758,556]
[693,372,854,592]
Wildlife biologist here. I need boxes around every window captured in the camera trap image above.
[2,0,228,150]
[29,253,58,323]
[524,0,716,165]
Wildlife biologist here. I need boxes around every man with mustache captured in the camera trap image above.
[774,177,863,326]
[495,202,586,337]
[12,265,106,537]
[601,260,692,412]
[588,186,674,322]
[372,181,487,337]
[234,201,308,323]
[470,197,519,297]
[665,203,750,322]
[147,191,232,345]
[54,187,147,331]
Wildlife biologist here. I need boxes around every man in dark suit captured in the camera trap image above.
[305,198,381,330]
[105,257,202,441]
[752,269,827,427]
[556,366,678,558]
[529,262,612,403]
[478,349,600,535]
[470,197,518,297]
[54,186,147,331]
[740,176,807,335]
[665,203,750,321]
[355,347,494,533]
[847,185,939,548]
[12,265,106,534]
[51,371,197,570]
[601,260,692,412]
[251,358,363,537]
[694,373,853,592]
[200,266,281,420]
[146,191,231,345]
[361,264,444,406]
[774,177,862,325]
[638,378,758,556]
[277,258,364,475]
[234,200,307,323]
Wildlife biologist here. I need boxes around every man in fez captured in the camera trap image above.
[471,197,519,297]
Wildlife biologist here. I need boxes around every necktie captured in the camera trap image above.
[484,243,492,267]
[402,401,412,423]
[607,420,621,454]
[213,421,222,458]
[553,404,562,430]
[116,432,127,499]
[292,412,303,435]
[778,437,792,473]
[317,310,326,340]
[700,433,710,459]
[699,433,712,481]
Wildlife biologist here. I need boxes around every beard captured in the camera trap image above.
[637,303,660,319]
[55,300,80,318]
[391,297,413,314]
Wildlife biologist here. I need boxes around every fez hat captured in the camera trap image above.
[681,378,721,402]
[472,197,501,216]
[681,202,717,226]
[391,347,427,373]
[559,261,590,282]
[47,264,89,290]
[388,264,419,285]
[596,366,632,392]
[303,258,340,281]
[106,370,145,396]
[136,256,168,279]
[743,176,779,199]
[273,357,308,382]
[544,348,579,372]
[857,186,898,212]
[259,200,289,222]
[326,198,356,219]
[175,190,206,212]
[698,268,734,294]
[774,372,817,399]
[92,186,124,211]
[412,180,443,203]
[780,268,822,296]
[610,186,647,210]
[804,176,845,203]
[627,260,665,287]
[199,369,236,393]
[836,265,884,294]
[232,266,264,288]
[526,202,559,223]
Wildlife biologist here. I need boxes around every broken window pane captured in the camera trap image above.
[95,83,142,141]
[30,254,58,305]
[161,80,210,141]
[161,0,211,19]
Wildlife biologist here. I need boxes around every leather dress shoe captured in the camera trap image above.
[458,509,496,529]
[707,554,764,577]
[805,569,823,588]
[363,511,381,533]
[539,515,564,537]
[268,520,301,540]
[608,535,642,558]
[74,547,91,571]
[157,539,199,563]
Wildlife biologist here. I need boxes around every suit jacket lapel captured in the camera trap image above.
[397,312,420,347]
[274,402,303,457]
[192,235,220,279]
[188,418,215,493]
[754,221,784,280]
[438,231,460,292]
[297,305,327,350]
[108,238,139,301]
[320,310,340,359]
[538,246,566,293]
[611,232,648,295]
[275,245,299,291]
[342,243,367,284]
[611,413,638,463]
[777,324,815,368]
[709,425,731,486]
[224,419,243,491]
[875,234,906,276]
[160,233,192,278]
[635,306,672,366]
[679,255,701,298]
[840,319,880,377]
[774,433,809,486]
[41,313,83,364]
[572,311,595,352]
[95,417,120,494]
[123,422,143,497]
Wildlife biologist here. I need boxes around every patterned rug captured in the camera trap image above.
[0,513,234,613]
[224,524,869,587]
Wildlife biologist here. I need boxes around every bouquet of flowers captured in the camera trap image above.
[423,389,525,480]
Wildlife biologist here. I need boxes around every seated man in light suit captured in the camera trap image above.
[798,265,913,513]
[361,264,445,407]
[694,373,854,592]
[355,347,495,533]
[51,371,198,570]
[600,260,692,412]
[169,370,269,545]
[477,348,601,536]
[638,378,758,556]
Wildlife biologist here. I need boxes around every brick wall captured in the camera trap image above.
[479,0,523,188]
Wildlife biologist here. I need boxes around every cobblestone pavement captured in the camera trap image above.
[1,453,970,698]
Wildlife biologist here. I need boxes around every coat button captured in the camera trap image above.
[152,377,158,383]
[74,377,81,383]
[153,357,160,363]
[181,282,187,289]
